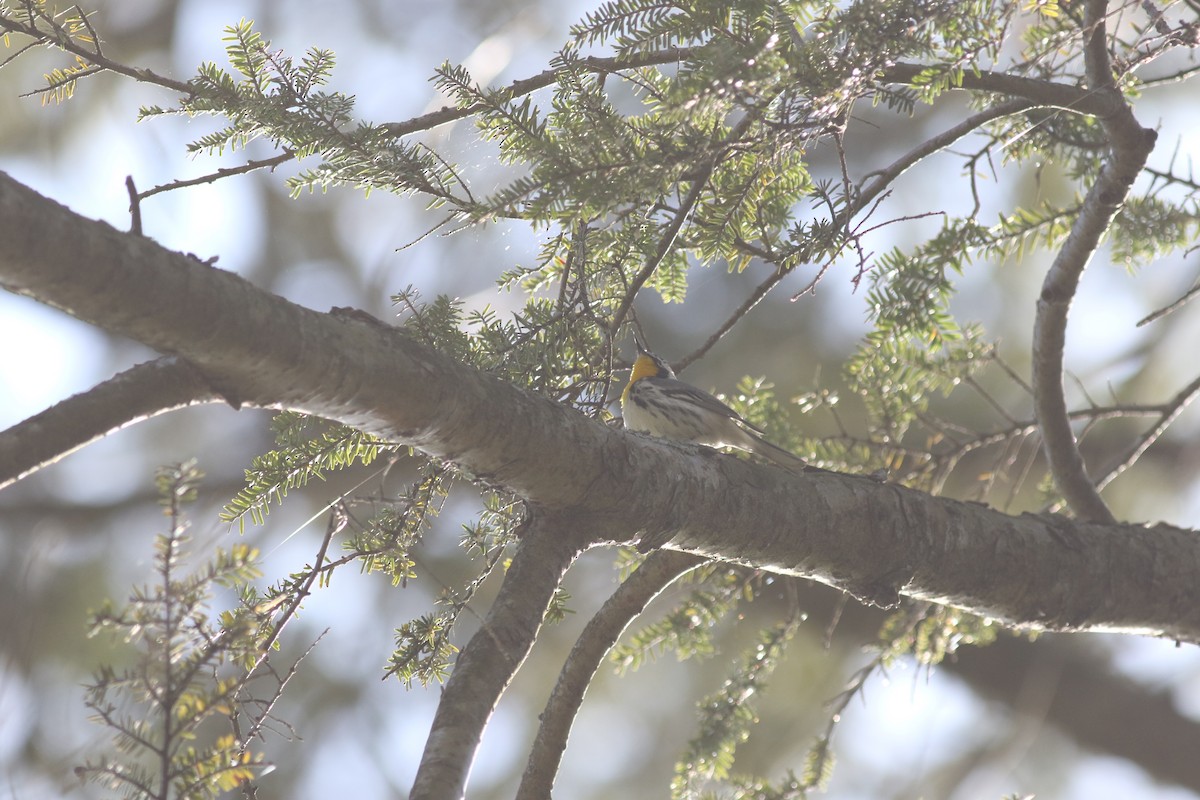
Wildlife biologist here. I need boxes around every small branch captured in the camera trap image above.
[1031,1,1158,523]
[1138,280,1200,326]
[381,48,695,139]
[882,62,1122,116]
[856,99,1034,219]
[19,65,104,99]
[0,357,221,490]
[804,605,929,790]
[1139,62,1200,87]
[1093,372,1200,492]
[518,550,704,797]
[608,110,764,338]
[1143,162,1200,194]
[0,38,39,70]
[137,152,294,201]
[680,268,787,370]
[778,98,1035,302]
[0,10,193,96]
[251,511,341,669]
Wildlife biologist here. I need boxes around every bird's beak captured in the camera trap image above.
[633,332,650,355]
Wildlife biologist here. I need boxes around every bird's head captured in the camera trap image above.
[631,336,674,381]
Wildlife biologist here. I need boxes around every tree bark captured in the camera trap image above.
[3,170,1199,642]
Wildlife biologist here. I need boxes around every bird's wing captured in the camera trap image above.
[643,377,768,434]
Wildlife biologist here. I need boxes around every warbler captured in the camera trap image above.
[621,340,813,470]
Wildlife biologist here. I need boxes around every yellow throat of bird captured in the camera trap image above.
[621,353,666,408]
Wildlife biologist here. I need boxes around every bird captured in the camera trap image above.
[620,339,814,471]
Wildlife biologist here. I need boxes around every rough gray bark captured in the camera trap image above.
[2,169,1198,643]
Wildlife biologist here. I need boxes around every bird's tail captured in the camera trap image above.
[745,430,817,472]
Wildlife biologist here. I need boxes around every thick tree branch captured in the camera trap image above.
[518,550,704,797]
[3,171,1200,644]
[1032,3,1158,524]
[0,357,220,489]
[410,510,594,800]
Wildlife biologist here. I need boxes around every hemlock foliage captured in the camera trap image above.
[3,0,1199,796]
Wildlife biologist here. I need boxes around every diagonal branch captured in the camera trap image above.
[854,99,1034,220]
[0,357,220,489]
[608,108,765,337]
[683,102,1038,366]
[1093,372,1200,492]
[409,509,596,800]
[136,152,294,201]
[518,550,705,797]
[382,48,696,139]
[0,9,193,96]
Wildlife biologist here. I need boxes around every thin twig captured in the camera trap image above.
[608,109,764,337]
[1094,372,1200,491]
[1137,277,1200,326]
[0,10,193,95]
[381,48,696,139]
[137,152,294,200]
[680,267,788,370]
